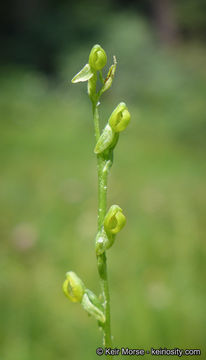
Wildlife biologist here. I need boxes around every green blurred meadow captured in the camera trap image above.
[1,6,206,360]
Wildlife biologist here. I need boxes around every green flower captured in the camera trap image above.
[89,44,107,71]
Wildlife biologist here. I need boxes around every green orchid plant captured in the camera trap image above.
[63,44,131,353]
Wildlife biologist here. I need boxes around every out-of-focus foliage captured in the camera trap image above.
[175,0,206,38]
[0,8,206,360]
[1,0,206,72]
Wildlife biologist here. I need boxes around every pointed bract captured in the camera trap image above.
[100,56,117,95]
[71,64,94,83]
[94,124,115,154]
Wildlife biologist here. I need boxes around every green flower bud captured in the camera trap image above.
[104,205,126,235]
[89,44,107,71]
[109,102,131,133]
[81,289,105,323]
[63,271,85,303]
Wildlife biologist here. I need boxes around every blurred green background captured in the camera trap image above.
[0,0,206,359]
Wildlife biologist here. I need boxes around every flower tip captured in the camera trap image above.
[109,102,131,133]
[89,44,107,71]
[63,271,85,303]
[104,205,126,235]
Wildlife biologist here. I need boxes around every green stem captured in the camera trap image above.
[92,101,100,141]
[93,101,112,350]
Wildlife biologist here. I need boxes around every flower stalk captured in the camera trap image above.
[63,44,131,354]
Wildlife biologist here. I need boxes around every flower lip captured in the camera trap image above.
[63,271,85,303]
[104,205,126,235]
[109,102,131,133]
